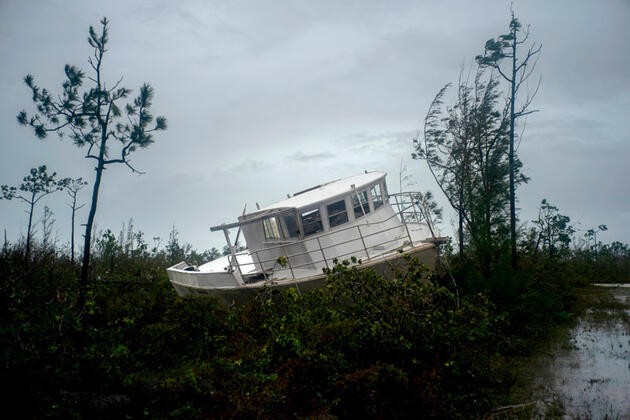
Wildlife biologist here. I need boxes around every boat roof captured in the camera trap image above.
[256,171,385,213]
[211,171,386,231]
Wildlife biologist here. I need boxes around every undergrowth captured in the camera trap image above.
[1,239,628,418]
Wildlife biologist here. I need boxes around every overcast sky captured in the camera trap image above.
[1,0,628,252]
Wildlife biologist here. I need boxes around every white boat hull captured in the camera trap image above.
[167,241,439,305]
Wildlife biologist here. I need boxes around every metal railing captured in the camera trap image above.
[389,192,439,240]
[229,192,432,283]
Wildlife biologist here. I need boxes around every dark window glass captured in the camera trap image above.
[283,214,300,238]
[327,200,348,228]
[301,208,323,236]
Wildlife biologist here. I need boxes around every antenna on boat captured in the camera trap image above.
[234,204,247,248]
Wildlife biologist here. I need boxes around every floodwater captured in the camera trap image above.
[534,286,630,418]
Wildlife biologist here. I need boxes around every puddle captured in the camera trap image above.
[534,287,630,418]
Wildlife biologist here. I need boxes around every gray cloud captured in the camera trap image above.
[1,0,628,250]
[286,151,335,162]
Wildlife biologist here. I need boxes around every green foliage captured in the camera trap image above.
[276,255,289,268]
[18,18,167,150]
[17,17,167,304]
[1,165,66,201]
[529,198,575,258]
[1,222,628,418]
[1,165,68,263]
[475,10,542,268]
[414,67,523,276]
[223,257,508,418]
[475,16,521,67]
[571,241,630,284]
[583,224,608,252]
[0,242,507,418]
[408,190,442,238]
[165,225,192,266]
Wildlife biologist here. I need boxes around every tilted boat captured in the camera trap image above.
[167,171,446,303]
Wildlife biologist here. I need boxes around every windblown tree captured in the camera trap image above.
[17,18,167,306]
[414,68,525,276]
[584,224,608,254]
[414,83,467,256]
[65,177,88,264]
[414,190,443,240]
[1,165,68,264]
[476,11,541,269]
[532,199,574,259]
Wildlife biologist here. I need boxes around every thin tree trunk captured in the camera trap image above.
[25,192,35,265]
[458,187,465,256]
[79,155,105,309]
[509,29,518,270]
[70,196,76,264]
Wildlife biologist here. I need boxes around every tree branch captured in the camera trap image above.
[102,158,145,174]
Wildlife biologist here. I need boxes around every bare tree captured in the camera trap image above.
[41,205,56,253]
[17,18,167,307]
[65,178,88,264]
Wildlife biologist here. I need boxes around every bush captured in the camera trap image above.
[5,232,628,418]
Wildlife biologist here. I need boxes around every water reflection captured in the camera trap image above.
[541,287,630,418]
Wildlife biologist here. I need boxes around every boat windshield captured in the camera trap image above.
[352,190,370,219]
[301,208,324,236]
[283,213,300,238]
[262,212,301,240]
[263,216,282,240]
[371,183,384,209]
[327,199,348,228]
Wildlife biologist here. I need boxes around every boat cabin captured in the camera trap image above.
[217,171,407,275]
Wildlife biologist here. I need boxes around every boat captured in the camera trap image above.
[167,171,446,303]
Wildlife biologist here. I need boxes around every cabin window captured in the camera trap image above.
[352,190,370,219]
[263,216,282,240]
[371,184,384,209]
[301,208,323,236]
[327,199,348,228]
[283,213,300,238]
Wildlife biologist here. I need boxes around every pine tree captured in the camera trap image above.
[18,18,167,307]
[1,166,68,264]
[476,11,541,269]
